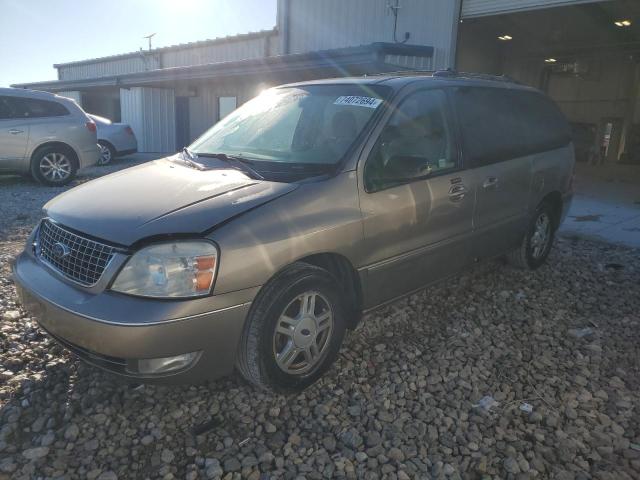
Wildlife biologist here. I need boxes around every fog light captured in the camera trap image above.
[133,352,200,375]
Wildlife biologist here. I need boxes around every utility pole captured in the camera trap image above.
[143,33,156,51]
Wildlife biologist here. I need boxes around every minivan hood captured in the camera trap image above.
[44,157,298,246]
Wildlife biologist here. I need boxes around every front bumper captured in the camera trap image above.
[12,250,257,383]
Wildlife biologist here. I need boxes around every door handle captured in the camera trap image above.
[483,176,499,189]
[448,184,466,202]
[8,129,24,135]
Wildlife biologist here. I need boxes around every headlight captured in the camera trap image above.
[111,241,218,298]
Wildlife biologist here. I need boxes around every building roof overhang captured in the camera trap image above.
[12,43,434,92]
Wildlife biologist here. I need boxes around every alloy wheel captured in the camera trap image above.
[40,153,72,182]
[531,212,551,259]
[98,143,112,165]
[272,291,333,375]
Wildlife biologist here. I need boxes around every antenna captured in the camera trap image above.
[143,33,156,51]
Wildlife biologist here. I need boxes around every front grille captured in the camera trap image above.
[37,220,116,286]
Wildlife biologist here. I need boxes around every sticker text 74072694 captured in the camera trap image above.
[333,96,383,109]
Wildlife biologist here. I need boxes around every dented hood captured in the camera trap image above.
[44,157,297,246]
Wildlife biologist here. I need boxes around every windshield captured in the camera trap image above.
[190,84,390,165]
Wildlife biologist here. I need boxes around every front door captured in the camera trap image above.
[358,88,475,308]
[0,96,30,171]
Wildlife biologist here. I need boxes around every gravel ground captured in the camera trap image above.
[1,163,639,480]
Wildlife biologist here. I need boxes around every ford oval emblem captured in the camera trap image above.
[52,242,71,259]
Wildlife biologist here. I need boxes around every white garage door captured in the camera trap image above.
[461,0,611,18]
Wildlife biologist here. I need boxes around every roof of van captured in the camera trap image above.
[281,71,540,92]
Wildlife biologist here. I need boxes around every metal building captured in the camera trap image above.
[13,0,640,165]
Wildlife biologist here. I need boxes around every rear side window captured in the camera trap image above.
[0,96,15,119]
[1,97,70,119]
[511,92,571,153]
[453,87,570,166]
[22,98,70,118]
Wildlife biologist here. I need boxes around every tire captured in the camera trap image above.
[97,141,116,165]
[30,146,78,186]
[236,262,347,393]
[508,201,556,270]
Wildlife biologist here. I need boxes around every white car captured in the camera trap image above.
[89,114,138,165]
[0,88,99,185]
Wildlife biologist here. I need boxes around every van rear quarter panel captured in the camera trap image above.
[209,171,365,295]
[528,143,574,211]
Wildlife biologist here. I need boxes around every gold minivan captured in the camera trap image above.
[13,72,574,392]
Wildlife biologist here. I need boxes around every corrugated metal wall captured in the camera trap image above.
[163,36,271,68]
[56,33,278,81]
[58,55,161,81]
[57,91,82,105]
[120,87,176,152]
[284,0,459,69]
[461,0,608,18]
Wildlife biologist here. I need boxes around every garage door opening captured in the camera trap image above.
[456,0,640,167]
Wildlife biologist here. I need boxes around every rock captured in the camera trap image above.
[574,375,588,387]
[378,411,394,423]
[205,465,223,479]
[22,447,49,460]
[323,436,336,452]
[97,472,118,480]
[40,432,55,447]
[86,469,102,480]
[64,424,79,441]
[1,310,20,321]
[288,433,301,446]
[365,431,382,447]
[223,457,241,472]
[355,452,368,462]
[388,447,405,462]
[161,449,175,463]
[504,457,520,475]
[348,405,362,416]
[141,435,154,446]
[340,429,363,449]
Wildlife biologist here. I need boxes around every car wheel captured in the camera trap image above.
[508,201,556,270]
[98,141,115,165]
[31,146,78,186]
[236,262,347,393]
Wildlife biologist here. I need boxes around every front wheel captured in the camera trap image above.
[236,263,347,393]
[31,147,77,186]
[508,201,556,270]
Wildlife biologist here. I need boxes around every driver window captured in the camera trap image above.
[364,89,457,192]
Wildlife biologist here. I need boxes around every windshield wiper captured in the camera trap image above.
[192,151,264,180]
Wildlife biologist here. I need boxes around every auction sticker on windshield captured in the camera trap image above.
[334,96,383,108]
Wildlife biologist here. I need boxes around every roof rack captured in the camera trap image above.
[362,69,436,77]
[363,69,522,84]
[432,69,521,84]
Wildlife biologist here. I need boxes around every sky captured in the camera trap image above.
[0,0,278,87]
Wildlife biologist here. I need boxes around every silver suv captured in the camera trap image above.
[0,88,99,185]
[13,73,574,392]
